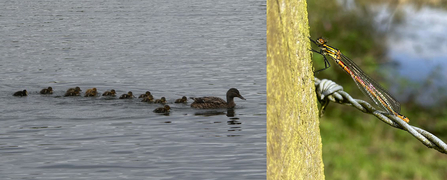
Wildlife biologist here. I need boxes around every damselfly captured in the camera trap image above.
[310,37,409,123]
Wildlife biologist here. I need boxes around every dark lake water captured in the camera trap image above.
[0,0,266,179]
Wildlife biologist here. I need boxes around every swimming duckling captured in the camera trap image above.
[138,91,152,98]
[40,87,53,94]
[141,94,154,102]
[119,91,134,99]
[154,97,166,104]
[153,105,170,113]
[175,96,187,103]
[67,86,82,92]
[190,88,245,109]
[84,88,98,97]
[64,89,81,96]
[13,90,28,97]
[102,89,116,96]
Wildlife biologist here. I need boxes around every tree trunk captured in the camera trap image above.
[267,0,325,179]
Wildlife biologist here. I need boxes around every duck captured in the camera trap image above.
[40,87,53,94]
[64,89,81,96]
[84,88,98,97]
[119,91,134,99]
[67,86,82,92]
[138,91,152,98]
[141,94,154,102]
[102,89,116,96]
[190,88,245,109]
[175,96,187,103]
[153,105,170,113]
[13,90,28,97]
[154,97,166,104]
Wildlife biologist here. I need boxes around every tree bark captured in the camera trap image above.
[267,0,325,179]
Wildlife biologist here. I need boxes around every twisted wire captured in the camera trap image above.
[314,78,447,154]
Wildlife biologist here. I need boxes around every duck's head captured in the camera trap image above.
[111,89,116,95]
[75,87,81,91]
[23,89,28,95]
[48,87,53,91]
[227,88,245,100]
[146,91,151,95]
[181,96,187,101]
[92,88,97,92]
[164,105,171,110]
[161,97,166,102]
[128,91,133,96]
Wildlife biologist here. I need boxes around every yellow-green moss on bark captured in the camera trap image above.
[267,0,324,179]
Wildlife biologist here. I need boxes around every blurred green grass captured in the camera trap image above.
[308,0,447,179]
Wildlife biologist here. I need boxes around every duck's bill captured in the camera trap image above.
[239,95,246,100]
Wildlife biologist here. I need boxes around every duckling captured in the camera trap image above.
[153,105,170,113]
[67,86,82,92]
[154,97,166,104]
[190,88,245,109]
[40,87,53,94]
[141,94,154,102]
[84,88,98,97]
[138,91,152,98]
[175,96,187,103]
[64,89,81,96]
[13,90,28,97]
[119,91,134,99]
[102,89,116,96]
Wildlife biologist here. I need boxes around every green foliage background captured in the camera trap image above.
[308,0,447,179]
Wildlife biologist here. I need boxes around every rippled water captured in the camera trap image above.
[0,0,266,179]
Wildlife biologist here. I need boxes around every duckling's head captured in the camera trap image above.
[146,91,151,95]
[227,88,245,100]
[164,105,171,110]
[161,97,166,101]
[128,91,133,96]
[75,87,81,91]
[181,96,187,101]
[48,87,53,91]
[92,88,97,92]
[111,89,116,94]
[23,89,28,95]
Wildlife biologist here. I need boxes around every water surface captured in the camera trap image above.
[0,0,266,179]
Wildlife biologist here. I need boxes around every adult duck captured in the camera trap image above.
[13,90,28,97]
[190,88,245,109]
[40,87,53,94]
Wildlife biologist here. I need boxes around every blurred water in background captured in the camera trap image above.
[0,0,266,179]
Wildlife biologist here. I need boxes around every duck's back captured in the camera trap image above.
[191,96,227,109]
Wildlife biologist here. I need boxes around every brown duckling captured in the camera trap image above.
[141,94,154,102]
[13,90,28,97]
[102,89,116,96]
[138,91,152,98]
[40,87,53,94]
[154,97,166,104]
[153,105,171,113]
[119,91,134,99]
[67,86,82,92]
[175,96,187,103]
[64,89,81,96]
[84,88,98,97]
[190,88,245,109]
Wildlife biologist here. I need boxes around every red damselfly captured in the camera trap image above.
[310,37,409,123]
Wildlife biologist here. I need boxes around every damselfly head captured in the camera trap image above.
[316,37,327,45]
